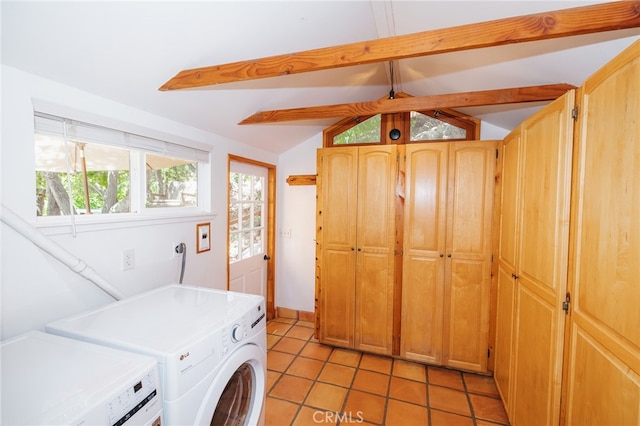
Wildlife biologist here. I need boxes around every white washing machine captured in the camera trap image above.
[1,330,162,426]
[46,284,267,425]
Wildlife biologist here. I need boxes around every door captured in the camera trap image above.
[354,145,396,355]
[443,141,496,372]
[511,91,574,426]
[317,147,358,348]
[563,40,640,425]
[494,129,521,411]
[400,142,448,364]
[229,160,270,299]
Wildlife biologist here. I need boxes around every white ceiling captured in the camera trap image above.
[2,1,639,154]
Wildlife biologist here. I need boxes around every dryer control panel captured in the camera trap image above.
[109,371,160,426]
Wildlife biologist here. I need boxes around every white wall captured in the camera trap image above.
[275,136,322,314]
[0,66,277,340]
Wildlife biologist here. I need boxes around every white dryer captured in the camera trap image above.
[1,330,162,426]
[47,284,267,426]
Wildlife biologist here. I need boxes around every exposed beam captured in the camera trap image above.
[238,84,576,124]
[160,1,640,90]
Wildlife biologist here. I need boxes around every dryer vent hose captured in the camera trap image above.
[176,242,186,284]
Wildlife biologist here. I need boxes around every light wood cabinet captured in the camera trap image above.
[316,145,397,355]
[563,40,640,426]
[400,141,496,372]
[494,90,575,425]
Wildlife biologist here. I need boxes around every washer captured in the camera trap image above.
[1,330,162,426]
[46,284,267,425]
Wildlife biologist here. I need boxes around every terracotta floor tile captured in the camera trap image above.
[428,384,471,416]
[265,396,299,426]
[343,390,386,424]
[428,366,465,390]
[392,359,427,382]
[267,350,295,372]
[385,399,429,426]
[293,405,337,425]
[272,336,306,355]
[352,369,390,396]
[266,334,280,350]
[304,382,348,412]
[265,320,510,426]
[328,348,361,367]
[267,321,293,336]
[464,372,500,397]
[469,394,510,424]
[299,341,333,361]
[269,374,313,404]
[286,356,324,380]
[318,363,356,387]
[285,325,315,341]
[389,376,427,406]
[266,370,281,393]
[359,353,393,374]
[430,408,475,426]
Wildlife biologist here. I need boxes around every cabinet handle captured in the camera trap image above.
[351,247,355,251]
[357,248,362,251]
[512,273,519,280]
[439,253,444,258]
[447,254,452,258]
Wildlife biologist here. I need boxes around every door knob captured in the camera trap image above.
[264,254,271,261]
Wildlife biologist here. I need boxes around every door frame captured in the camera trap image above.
[227,154,276,320]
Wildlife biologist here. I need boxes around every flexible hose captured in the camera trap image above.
[177,242,186,284]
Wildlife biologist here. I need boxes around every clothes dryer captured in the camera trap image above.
[1,330,162,426]
[47,284,266,425]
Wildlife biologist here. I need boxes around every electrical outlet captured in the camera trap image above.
[122,249,135,271]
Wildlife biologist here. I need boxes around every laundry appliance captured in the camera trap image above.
[1,330,162,426]
[47,284,267,425]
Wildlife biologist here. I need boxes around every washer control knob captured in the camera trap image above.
[231,324,244,342]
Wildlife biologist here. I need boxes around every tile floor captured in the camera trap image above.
[266,318,510,426]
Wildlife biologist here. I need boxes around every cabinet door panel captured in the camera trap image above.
[444,141,495,372]
[512,91,574,425]
[319,249,356,347]
[401,143,448,363]
[446,258,488,371]
[498,131,521,270]
[565,40,640,424]
[355,145,396,355]
[494,264,516,411]
[400,255,443,363]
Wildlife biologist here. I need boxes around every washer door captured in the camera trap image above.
[194,343,266,426]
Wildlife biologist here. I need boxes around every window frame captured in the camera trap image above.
[33,108,213,232]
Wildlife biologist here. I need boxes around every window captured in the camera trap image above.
[332,115,381,145]
[228,170,265,263]
[410,110,475,141]
[34,112,209,218]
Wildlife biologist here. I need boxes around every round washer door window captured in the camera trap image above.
[210,363,253,425]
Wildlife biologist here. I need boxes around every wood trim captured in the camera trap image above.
[227,154,277,320]
[239,85,576,124]
[160,2,640,90]
[286,174,316,185]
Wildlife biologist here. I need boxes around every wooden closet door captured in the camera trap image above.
[355,145,397,355]
[400,143,448,363]
[512,90,574,426]
[317,147,357,348]
[443,141,496,372]
[494,129,521,412]
[564,40,640,425]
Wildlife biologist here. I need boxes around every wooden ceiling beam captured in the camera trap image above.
[238,84,576,124]
[160,1,640,90]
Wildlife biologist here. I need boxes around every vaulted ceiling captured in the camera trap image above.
[2,1,639,154]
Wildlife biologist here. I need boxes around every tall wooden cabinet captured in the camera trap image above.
[316,145,397,355]
[494,90,575,425]
[563,40,640,426]
[400,141,496,373]
[495,40,640,426]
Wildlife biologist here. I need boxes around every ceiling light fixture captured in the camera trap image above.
[388,61,401,140]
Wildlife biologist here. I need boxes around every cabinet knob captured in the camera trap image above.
[447,254,452,258]
[439,253,444,258]
[357,248,362,252]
